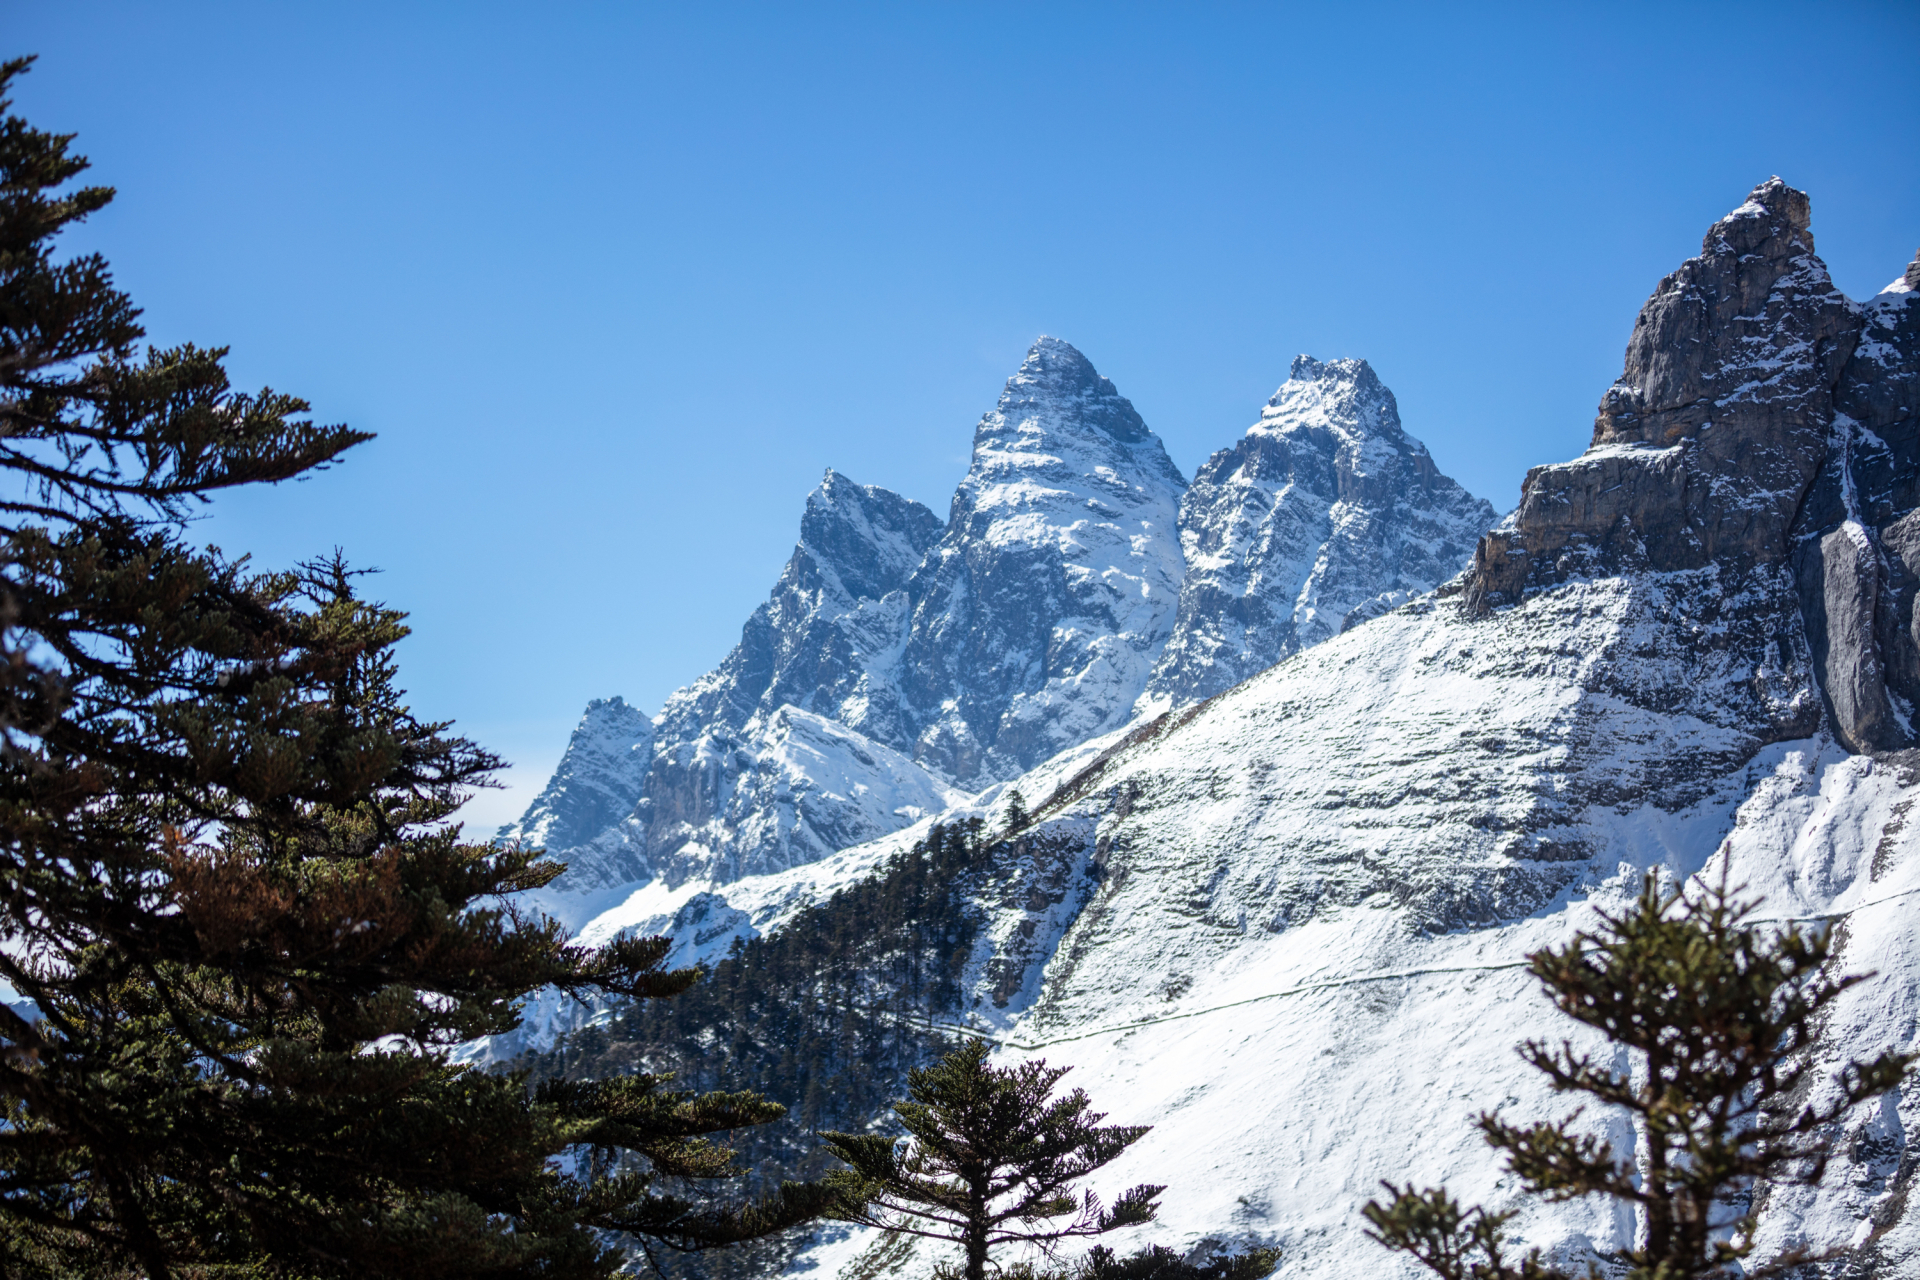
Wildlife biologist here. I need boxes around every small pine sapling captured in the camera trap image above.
[823,1041,1167,1280]
[1364,871,1914,1279]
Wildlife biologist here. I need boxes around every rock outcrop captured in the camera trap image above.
[1466,178,1858,599]
[1461,177,1906,754]
[1790,248,1920,751]
[1145,355,1494,706]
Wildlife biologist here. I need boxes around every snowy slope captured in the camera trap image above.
[1145,356,1495,708]
[622,594,1920,1278]
[771,611,1920,1279]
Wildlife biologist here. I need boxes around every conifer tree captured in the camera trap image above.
[1364,871,1914,1280]
[0,55,828,1277]
[822,1040,1168,1280]
[1004,789,1030,833]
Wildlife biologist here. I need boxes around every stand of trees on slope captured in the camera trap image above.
[520,817,1012,1277]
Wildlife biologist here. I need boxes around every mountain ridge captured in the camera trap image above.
[506,341,1493,911]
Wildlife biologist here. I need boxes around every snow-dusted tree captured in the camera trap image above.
[1364,871,1914,1280]
[823,1040,1166,1280]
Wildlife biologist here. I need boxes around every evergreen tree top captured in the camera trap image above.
[0,54,831,1276]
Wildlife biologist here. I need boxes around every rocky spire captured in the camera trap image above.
[1145,355,1493,707]
[1465,177,1859,611]
[898,337,1188,782]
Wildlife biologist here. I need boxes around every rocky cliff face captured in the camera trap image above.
[1145,355,1494,707]
[1790,250,1920,753]
[894,337,1189,781]
[1466,178,1858,605]
[1464,180,1920,763]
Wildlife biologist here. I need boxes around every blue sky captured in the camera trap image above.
[7,1,1918,830]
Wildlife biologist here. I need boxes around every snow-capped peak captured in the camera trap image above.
[497,695,653,855]
[897,338,1189,783]
[1143,356,1494,706]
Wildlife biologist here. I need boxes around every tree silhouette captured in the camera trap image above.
[1365,871,1914,1279]
[824,1040,1164,1280]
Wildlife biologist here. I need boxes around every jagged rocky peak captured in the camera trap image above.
[637,472,945,883]
[1467,176,1857,609]
[974,334,1179,463]
[898,336,1188,782]
[1462,176,1920,759]
[1144,354,1494,707]
[795,468,944,609]
[497,695,653,854]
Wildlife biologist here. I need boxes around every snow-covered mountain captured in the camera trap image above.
[509,339,1194,898]
[510,340,1495,913]
[1144,354,1495,707]
[894,336,1188,782]
[527,180,1920,1277]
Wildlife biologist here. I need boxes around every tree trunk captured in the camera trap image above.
[966,1172,990,1280]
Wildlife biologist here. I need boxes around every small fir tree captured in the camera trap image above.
[0,55,828,1276]
[822,1040,1166,1280]
[1005,788,1031,834]
[1364,870,1915,1280]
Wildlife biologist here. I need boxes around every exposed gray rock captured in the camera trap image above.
[1877,510,1920,703]
[497,696,653,868]
[1798,522,1897,754]
[1462,177,1883,751]
[1145,355,1494,706]
[1790,251,1920,749]
[1467,177,1860,605]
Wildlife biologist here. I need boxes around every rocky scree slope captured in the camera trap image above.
[551,182,1920,1279]
[1144,354,1495,707]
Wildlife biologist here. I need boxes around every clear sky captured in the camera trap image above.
[7,1,1917,831]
